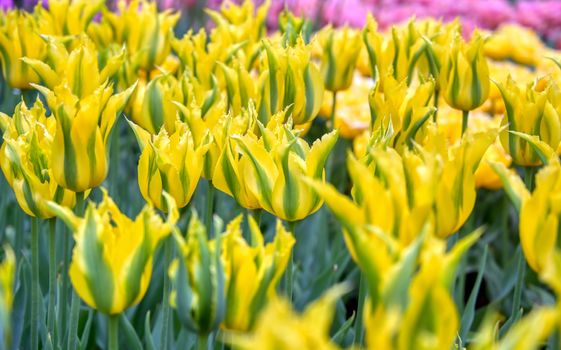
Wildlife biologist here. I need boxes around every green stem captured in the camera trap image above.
[330,91,338,131]
[284,221,297,300]
[31,217,39,350]
[59,224,70,346]
[67,192,85,350]
[461,110,469,135]
[48,218,57,345]
[160,237,173,350]
[433,89,439,123]
[205,181,215,238]
[198,334,208,350]
[108,315,119,350]
[353,273,367,345]
[524,166,536,191]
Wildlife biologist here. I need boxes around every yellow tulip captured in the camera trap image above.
[221,215,294,331]
[520,159,561,273]
[205,0,270,68]
[497,76,561,166]
[216,113,338,221]
[48,188,178,315]
[169,212,225,335]
[35,81,136,193]
[218,58,257,116]
[22,35,125,97]
[440,31,490,112]
[257,38,324,126]
[484,24,544,66]
[128,119,211,211]
[316,26,362,92]
[0,100,76,218]
[0,246,15,348]
[97,0,179,71]
[0,11,46,89]
[227,285,346,350]
[35,0,104,37]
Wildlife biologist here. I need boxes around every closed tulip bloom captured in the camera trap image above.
[218,114,338,221]
[0,100,76,218]
[440,32,490,112]
[520,160,561,273]
[129,119,211,211]
[169,212,225,335]
[0,11,46,89]
[35,82,136,192]
[317,26,362,92]
[100,0,179,71]
[497,76,561,166]
[258,38,323,126]
[22,35,125,96]
[222,215,294,331]
[48,188,178,315]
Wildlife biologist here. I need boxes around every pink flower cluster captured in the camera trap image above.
[201,0,561,48]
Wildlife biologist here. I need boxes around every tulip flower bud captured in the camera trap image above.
[48,188,178,315]
[169,212,225,335]
[35,0,104,37]
[497,76,561,166]
[217,113,338,221]
[520,160,561,273]
[23,35,125,96]
[128,119,211,211]
[35,81,136,193]
[222,215,294,331]
[0,11,46,89]
[317,26,362,92]
[0,246,15,349]
[440,32,490,112]
[0,100,76,218]
[258,39,323,126]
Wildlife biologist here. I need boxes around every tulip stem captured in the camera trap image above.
[48,218,57,346]
[205,181,215,238]
[461,110,469,135]
[285,221,297,300]
[108,315,119,350]
[330,91,338,131]
[60,224,70,346]
[353,273,367,345]
[68,192,85,350]
[524,166,536,191]
[31,216,39,350]
[198,334,208,350]
[160,237,173,350]
[433,89,440,123]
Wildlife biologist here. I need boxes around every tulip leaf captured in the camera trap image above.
[119,314,143,350]
[331,313,356,344]
[78,310,94,350]
[144,311,156,350]
[459,245,488,340]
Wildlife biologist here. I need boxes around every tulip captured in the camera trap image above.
[227,285,347,350]
[99,0,180,71]
[34,81,136,193]
[0,10,46,89]
[217,113,338,221]
[484,24,544,66]
[0,246,15,349]
[221,215,294,331]
[48,188,178,315]
[0,100,76,218]
[128,119,211,211]
[218,58,256,116]
[440,32,490,133]
[497,76,561,166]
[317,26,362,92]
[169,212,225,336]
[257,38,323,126]
[35,0,104,36]
[22,35,125,96]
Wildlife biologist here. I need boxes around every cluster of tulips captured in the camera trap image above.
[1,0,561,349]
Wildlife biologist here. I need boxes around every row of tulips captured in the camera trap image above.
[0,0,561,349]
